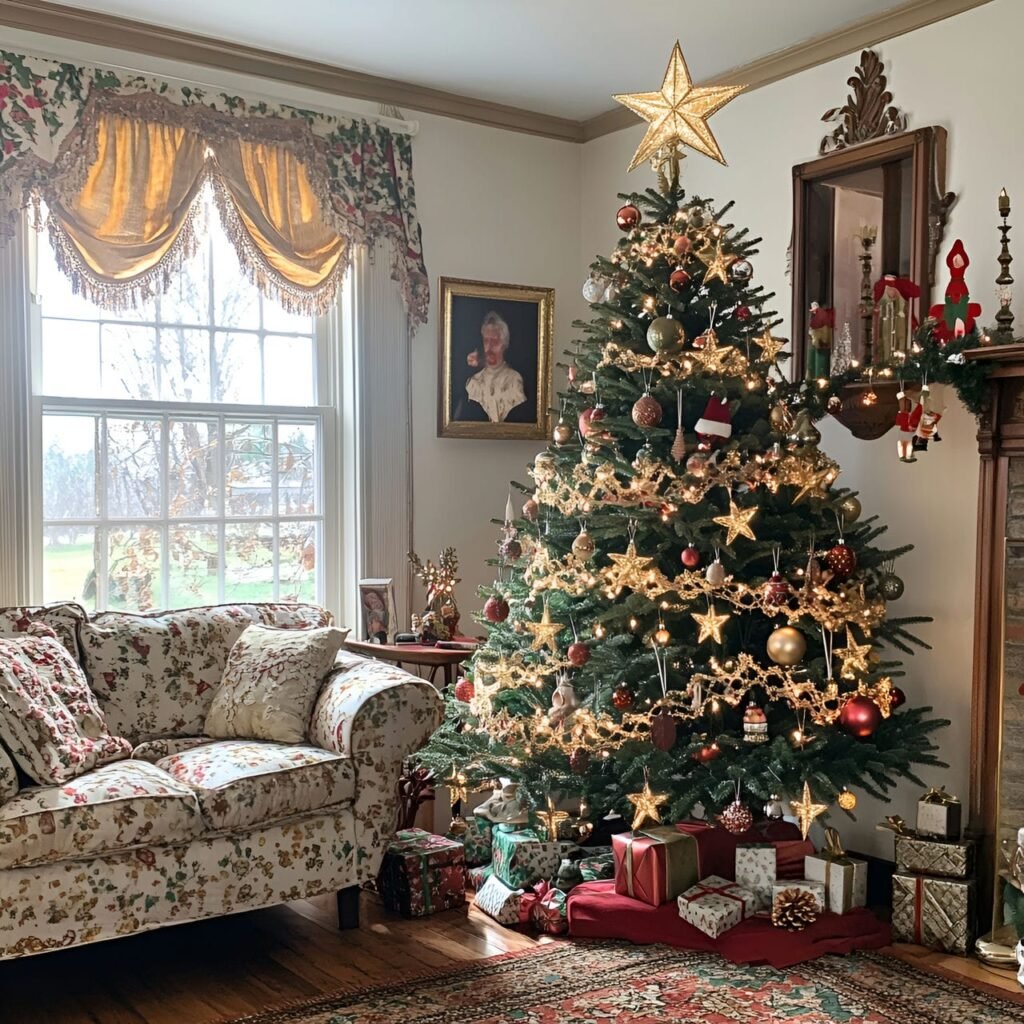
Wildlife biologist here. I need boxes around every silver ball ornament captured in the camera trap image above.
[767,626,807,666]
[646,316,684,354]
[764,793,785,820]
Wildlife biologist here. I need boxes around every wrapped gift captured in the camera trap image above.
[677,874,758,938]
[892,871,975,954]
[614,827,701,906]
[771,878,825,912]
[916,786,962,839]
[446,814,493,867]
[894,834,974,880]
[529,880,568,935]
[803,828,867,914]
[735,843,776,912]
[467,863,493,889]
[673,820,810,881]
[579,851,616,881]
[491,827,575,889]
[474,873,527,925]
[378,828,466,918]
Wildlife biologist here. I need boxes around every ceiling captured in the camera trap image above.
[45,0,921,121]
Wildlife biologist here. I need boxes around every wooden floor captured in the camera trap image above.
[0,891,1019,1023]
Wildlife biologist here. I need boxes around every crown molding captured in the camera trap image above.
[0,0,994,145]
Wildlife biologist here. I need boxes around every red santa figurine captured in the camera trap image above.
[928,240,981,344]
[912,384,945,455]
[895,390,921,463]
[694,395,732,451]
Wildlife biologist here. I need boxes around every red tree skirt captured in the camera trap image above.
[567,881,891,969]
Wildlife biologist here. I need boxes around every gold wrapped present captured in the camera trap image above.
[892,871,975,954]
[894,835,974,880]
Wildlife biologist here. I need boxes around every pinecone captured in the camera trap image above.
[771,888,819,931]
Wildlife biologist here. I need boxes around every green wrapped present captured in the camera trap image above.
[578,851,616,881]
[445,814,493,867]
[378,828,466,918]
[492,827,575,889]
[467,863,493,889]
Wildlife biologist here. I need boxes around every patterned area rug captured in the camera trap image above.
[223,940,1024,1023]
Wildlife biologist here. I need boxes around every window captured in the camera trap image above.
[32,191,334,611]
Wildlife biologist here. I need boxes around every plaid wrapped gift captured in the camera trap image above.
[578,850,616,881]
[895,835,974,879]
[528,880,568,935]
[467,863,493,889]
[892,871,975,954]
[474,873,527,925]
[677,874,758,938]
[771,878,825,912]
[735,843,776,912]
[491,827,575,889]
[803,827,867,914]
[446,815,493,867]
[614,827,701,906]
[378,828,466,918]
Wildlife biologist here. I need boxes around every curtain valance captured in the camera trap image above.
[0,51,429,328]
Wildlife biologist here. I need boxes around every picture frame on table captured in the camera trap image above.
[437,277,553,440]
[358,579,397,643]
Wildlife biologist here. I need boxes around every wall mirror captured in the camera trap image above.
[790,51,955,435]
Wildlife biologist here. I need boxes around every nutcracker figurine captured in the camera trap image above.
[808,302,835,377]
[873,275,920,361]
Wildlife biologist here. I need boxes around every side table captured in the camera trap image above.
[343,638,477,690]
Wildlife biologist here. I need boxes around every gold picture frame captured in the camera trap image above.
[438,277,553,440]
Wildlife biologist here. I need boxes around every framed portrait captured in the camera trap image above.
[438,277,553,439]
[358,579,397,644]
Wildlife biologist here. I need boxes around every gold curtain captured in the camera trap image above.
[47,110,349,313]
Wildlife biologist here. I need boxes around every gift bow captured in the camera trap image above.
[823,827,852,865]
[877,815,911,835]
[922,786,960,806]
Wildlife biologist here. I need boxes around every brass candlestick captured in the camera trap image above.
[856,226,878,364]
[996,188,1015,339]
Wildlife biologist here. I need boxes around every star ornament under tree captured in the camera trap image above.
[613,40,745,173]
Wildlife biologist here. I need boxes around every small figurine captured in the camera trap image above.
[549,674,580,726]
[912,384,946,455]
[808,302,835,377]
[408,548,461,640]
[873,275,920,361]
[928,240,981,344]
[474,782,529,825]
[894,390,921,463]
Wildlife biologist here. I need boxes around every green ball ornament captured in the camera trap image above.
[646,316,684,353]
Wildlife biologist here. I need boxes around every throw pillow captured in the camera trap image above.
[205,624,348,744]
[0,631,132,784]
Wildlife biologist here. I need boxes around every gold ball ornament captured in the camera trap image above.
[522,498,539,522]
[553,419,574,445]
[838,495,862,523]
[769,402,795,433]
[631,392,663,428]
[654,625,671,646]
[837,788,858,811]
[786,409,822,449]
[572,529,596,560]
[767,626,807,666]
[646,316,684,353]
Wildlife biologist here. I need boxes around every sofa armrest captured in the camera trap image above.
[0,745,17,803]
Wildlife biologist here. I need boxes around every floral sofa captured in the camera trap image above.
[0,601,442,960]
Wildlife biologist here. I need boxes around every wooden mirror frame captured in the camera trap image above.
[791,126,952,392]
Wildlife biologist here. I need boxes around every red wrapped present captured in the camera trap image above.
[378,827,466,918]
[613,826,700,906]
[674,820,812,881]
[528,880,568,935]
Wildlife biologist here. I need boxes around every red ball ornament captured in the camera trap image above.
[616,204,641,231]
[839,694,882,739]
[763,570,790,606]
[612,682,635,711]
[651,711,677,752]
[631,392,663,428]
[453,677,475,703]
[719,799,754,835]
[735,305,752,321]
[825,541,858,579]
[567,641,591,667]
[890,686,906,710]
[569,747,590,774]
[579,404,607,438]
[673,234,691,256]
[483,595,509,623]
[693,742,721,762]
[681,544,702,569]
[669,268,692,292]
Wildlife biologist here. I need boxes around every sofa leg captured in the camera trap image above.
[337,885,361,930]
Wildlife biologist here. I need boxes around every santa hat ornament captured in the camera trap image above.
[695,396,732,450]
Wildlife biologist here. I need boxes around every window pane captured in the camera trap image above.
[262,297,314,336]
[212,229,259,329]
[279,520,317,603]
[278,423,317,515]
[107,418,162,518]
[225,421,273,516]
[168,522,219,606]
[159,237,210,326]
[42,319,100,397]
[225,521,274,602]
[214,332,261,404]
[169,420,218,517]
[43,525,97,610]
[264,335,314,406]
[108,525,163,611]
[37,246,97,321]
[43,414,97,519]
[160,327,211,402]
[101,324,158,400]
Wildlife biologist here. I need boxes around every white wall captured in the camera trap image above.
[580,0,1014,855]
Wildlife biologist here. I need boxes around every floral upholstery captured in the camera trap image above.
[0,602,87,660]
[131,737,216,763]
[311,653,443,881]
[0,633,132,784]
[0,760,203,870]
[0,745,17,803]
[254,604,333,629]
[205,624,348,744]
[156,740,355,830]
[0,807,358,959]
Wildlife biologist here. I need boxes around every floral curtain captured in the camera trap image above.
[0,51,429,328]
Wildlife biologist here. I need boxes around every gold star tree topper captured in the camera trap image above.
[613,41,745,172]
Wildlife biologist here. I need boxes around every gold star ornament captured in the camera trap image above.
[712,499,758,546]
[753,327,787,364]
[699,238,737,285]
[835,629,872,679]
[627,778,669,830]
[524,601,564,655]
[614,41,745,172]
[790,781,829,840]
[692,601,730,644]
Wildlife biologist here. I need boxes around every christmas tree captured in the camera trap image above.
[418,42,946,836]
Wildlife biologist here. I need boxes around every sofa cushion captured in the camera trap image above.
[0,632,132,785]
[131,736,216,764]
[0,759,204,869]
[156,740,355,830]
[80,607,255,743]
[0,602,87,660]
[205,625,348,744]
